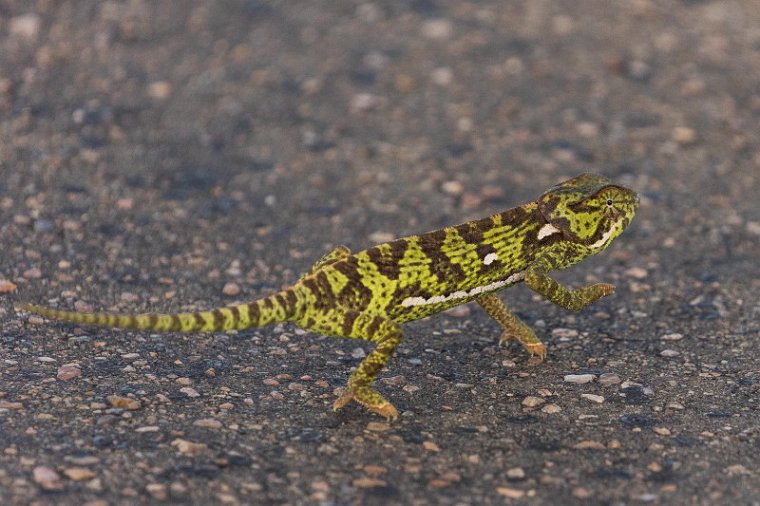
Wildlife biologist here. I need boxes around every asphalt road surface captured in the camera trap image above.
[1,1,759,504]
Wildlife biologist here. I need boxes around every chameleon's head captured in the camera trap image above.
[537,173,639,251]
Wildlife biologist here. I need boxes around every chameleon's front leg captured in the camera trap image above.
[298,308,402,419]
[524,263,615,311]
[476,294,547,362]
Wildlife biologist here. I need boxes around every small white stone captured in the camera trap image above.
[180,387,200,398]
[598,373,622,386]
[625,267,649,279]
[421,19,453,40]
[660,349,680,358]
[147,81,172,100]
[551,328,579,339]
[660,333,683,341]
[431,67,453,86]
[564,374,595,384]
[10,14,40,39]
[580,394,605,403]
[441,180,464,196]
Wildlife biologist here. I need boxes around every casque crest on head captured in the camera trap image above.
[537,173,639,247]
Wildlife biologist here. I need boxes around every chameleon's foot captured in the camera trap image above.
[333,386,399,420]
[597,283,615,297]
[498,332,547,364]
[524,341,547,364]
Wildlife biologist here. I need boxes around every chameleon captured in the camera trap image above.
[20,173,638,419]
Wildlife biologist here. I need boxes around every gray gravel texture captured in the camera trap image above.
[2,1,760,505]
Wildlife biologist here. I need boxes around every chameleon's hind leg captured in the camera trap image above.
[304,245,351,276]
[476,293,547,363]
[297,308,402,419]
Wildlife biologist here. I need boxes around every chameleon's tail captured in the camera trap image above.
[19,287,303,333]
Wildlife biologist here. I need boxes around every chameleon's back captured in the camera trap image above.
[317,203,546,323]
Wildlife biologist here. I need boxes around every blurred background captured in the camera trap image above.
[1,1,759,504]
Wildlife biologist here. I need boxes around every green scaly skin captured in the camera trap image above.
[21,173,639,419]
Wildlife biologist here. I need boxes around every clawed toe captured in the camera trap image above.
[333,387,399,420]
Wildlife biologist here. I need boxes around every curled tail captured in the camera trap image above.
[20,287,302,333]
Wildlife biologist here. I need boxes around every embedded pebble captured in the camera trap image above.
[120,292,140,303]
[74,300,94,312]
[653,427,672,436]
[366,421,391,432]
[564,374,595,384]
[62,467,96,481]
[147,81,172,100]
[193,418,223,429]
[573,487,593,499]
[172,438,209,456]
[423,441,441,452]
[497,487,525,499]
[661,333,683,341]
[180,387,200,398]
[576,122,599,138]
[624,267,649,279]
[10,13,41,39]
[672,126,697,145]
[506,467,525,479]
[222,282,241,296]
[522,396,546,408]
[350,93,387,113]
[431,67,453,86]
[380,375,406,386]
[351,347,366,359]
[598,373,622,386]
[421,19,453,40]
[0,280,17,293]
[107,395,141,410]
[580,394,605,403]
[146,483,168,501]
[353,477,388,488]
[725,464,751,476]
[287,382,306,391]
[21,267,42,279]
[0,400,24,410]
[33,466,64,491]
[541,404,562,414]
[551,328,579,339]
[573,440,606,450]
[57,365,82,381]
[441,180,464,196]
[660,349,680,357]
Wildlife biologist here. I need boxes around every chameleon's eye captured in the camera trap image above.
[606,198,614,206]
